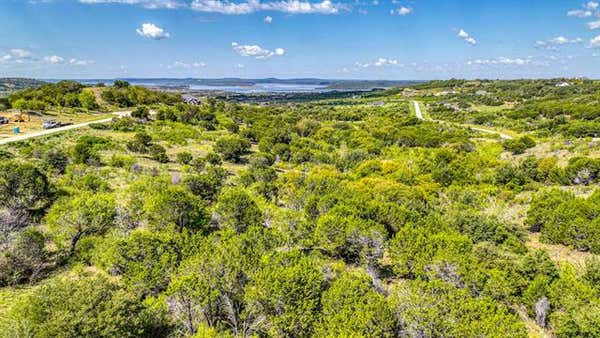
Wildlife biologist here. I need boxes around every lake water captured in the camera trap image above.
[189,83,329,93]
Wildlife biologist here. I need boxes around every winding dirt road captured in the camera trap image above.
[412,101,514,140]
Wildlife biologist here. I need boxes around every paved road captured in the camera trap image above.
[412,101,513,140]
[0,111,130,145]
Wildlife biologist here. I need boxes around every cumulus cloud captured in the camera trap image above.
[588,20,600,30]
[591,35,600,48]
[535,36,583,49]
[390,6,412,16]
[457,29,477,45]
[1,49,94,67]
[79,0,186,9]
[80,0,347,14]
[231,42,285,59]
[167,60,206,68]
[69,58,95,66]
[136,23,171,39]
[568,9,593,17]
[44,55,65,64]
[586,1,599,10]
[355,57,400,68]
[0,49,33,64]
[264,15,273,23]
[467,57,533,66]
[10,49,32,58]
[567,2,599,18]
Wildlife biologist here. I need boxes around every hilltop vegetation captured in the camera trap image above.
[1,79,600,337]
[3,79,180,112]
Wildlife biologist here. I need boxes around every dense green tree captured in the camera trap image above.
[111,230,180,295]
[0,228,49,286]
[0,161,52,213]
[245,250,326,338]
[214,135,251,163]
[45,193,116,255]
[316,272,399,337]
[143,185,208,232]
[1,273,169,337]
[79,90,99,110]
[215,188,263,233]
[391,279,527,337]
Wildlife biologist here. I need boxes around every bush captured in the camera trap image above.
[176,151,193,165]
[149,144,169,163]
[214,135,251,163]
[72,136,109,165]
[43,149,69,174]
[503,136,536,154]
[127,132,152,153]
[131,105,150,119]
[205,152,222,165]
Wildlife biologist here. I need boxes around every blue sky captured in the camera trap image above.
[1,0,600,79]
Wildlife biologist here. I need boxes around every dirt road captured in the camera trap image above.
[0,111,129,145]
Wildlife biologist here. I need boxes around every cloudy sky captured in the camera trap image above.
[2,0,600,79]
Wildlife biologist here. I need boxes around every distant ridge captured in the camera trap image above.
[0,78,45,94]
[43,78,423,91]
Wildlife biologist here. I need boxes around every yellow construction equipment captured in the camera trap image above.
[13,112,30,122]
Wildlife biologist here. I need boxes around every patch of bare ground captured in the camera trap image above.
[526,232,597,269]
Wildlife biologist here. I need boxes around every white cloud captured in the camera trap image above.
[568,9,593,17]
[79,0,186,9]
[231,42,285,59]
[586,1,599,10]
[0,49,33,64]
[457,29,477,45]
[535,36,583,49]
[44,55,65,64]
[69,58,95,66]
[264,15,273,23]
[390,6,412,16]
[591,35,600,48]
[355,57,400,68]
[190,0,345,14]
[80,0,347,14]
[588,20,600,30]
[0,49,94,67]
[467,56,533,66]
[136,22,171,39]
[167,60,206,68]
[10,49,32,58]
[567,2,599,18]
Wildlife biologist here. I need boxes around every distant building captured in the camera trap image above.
[555,82,571,87]
[182,95,200,105]
[369,101,385,106]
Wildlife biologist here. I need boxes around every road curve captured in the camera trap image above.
[0,111,130,145]
[411,101,513,140]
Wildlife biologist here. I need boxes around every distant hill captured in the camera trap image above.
[57,78,423,91]
[0,78,45,96]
